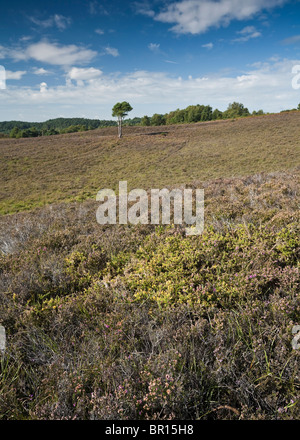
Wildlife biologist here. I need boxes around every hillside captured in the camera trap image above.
[1,111,300,215]
[0,111,299,420]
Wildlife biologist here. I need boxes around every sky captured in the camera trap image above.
[1,0,300,121]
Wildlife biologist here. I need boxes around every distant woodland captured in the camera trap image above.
[1,101,299,138]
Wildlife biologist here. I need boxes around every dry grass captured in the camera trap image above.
[1,112,299,215]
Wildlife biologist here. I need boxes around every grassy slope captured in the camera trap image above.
[1,112,300,215]
[0,112,299,420]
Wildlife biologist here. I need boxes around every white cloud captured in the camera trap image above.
[10,41,97,66]
[239,26,257,34]
[19,36,33,42]
[95,28,105,35]
[202,42,214,49]
[39,82,48,93]
[54,14,72,30]
[148,43,160,52]
[1,57,299,121]
[133,1,155,17]
[5,70,27,80]
[29,14,72,30]
[233,26,262,42]
[154,0,288,34]
[104,46,119,57]
[32,67,52,75]
[67,67,103,83]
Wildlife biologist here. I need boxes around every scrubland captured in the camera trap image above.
[0,112,299,419]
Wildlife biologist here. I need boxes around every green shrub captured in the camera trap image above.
[113,223,299,308]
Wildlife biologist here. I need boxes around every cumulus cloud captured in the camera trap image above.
[66,67,103,84]
[39,82,48,93]
[27,41,97,65]
[8,41,97,66]
[1,57,299,121]
[153,0,288,34]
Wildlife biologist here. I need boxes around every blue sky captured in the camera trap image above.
[1,0,300,121]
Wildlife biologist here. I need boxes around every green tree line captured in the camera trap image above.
[2,117,144,138]
[2,102,300,138]
[141,102,265,126]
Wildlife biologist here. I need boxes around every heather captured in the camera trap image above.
[0,170,299,420]
[1,111,300,215]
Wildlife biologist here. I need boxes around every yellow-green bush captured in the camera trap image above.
[115,223,299,308]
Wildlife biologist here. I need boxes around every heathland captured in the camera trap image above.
[0,111,299,420]
[1,111,300,215]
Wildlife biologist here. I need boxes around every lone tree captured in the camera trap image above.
[112,101,133,138]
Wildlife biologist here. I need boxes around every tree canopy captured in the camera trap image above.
[112,102,133,137]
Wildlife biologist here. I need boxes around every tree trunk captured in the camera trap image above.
[118,116,122,138]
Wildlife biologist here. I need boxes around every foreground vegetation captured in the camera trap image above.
[0,169,299,420]
[0,112,299,420]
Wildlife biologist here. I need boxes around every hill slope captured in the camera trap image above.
[0,169,299,420]
[1,112,300,215]
[0,111,299,420]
